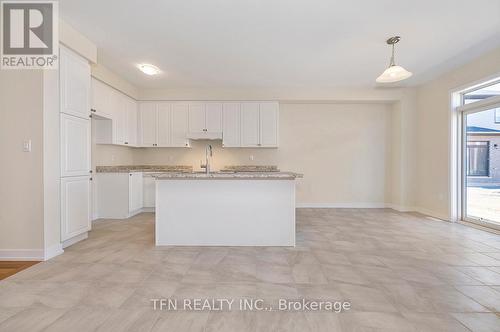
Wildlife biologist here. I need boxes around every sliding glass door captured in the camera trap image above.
[462,106,500,228]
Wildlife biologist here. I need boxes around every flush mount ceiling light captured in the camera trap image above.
[138,64,161,76]
[376,36,412,83]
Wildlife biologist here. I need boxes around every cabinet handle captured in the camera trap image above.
[130,173,132,176]
[124,142,128,145]
[91,109,96,113]
[89,170,93,173]
[258,143,262,146]
[89,177,93,181]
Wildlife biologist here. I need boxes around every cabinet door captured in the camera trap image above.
[172,103,189,147]
[222,103,241,147]
[61,176,91,241]
[61,114,91,177]
[157,103,172,147]
[90,78,112,119]
[240,103,260,147]
[126,98,138,146]
[205,103,223,133]
[60,46,90,120]
[259,102,279,147]
[143,176,156,208]
[188,103,206,135]
[113,93,128,145]
[139,103,157,147]
[128,172,143,213]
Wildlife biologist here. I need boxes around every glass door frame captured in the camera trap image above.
[458,97,500,230]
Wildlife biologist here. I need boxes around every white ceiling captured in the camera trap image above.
[59,0,500,89]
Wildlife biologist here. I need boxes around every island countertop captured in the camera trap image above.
[154,171,303,180]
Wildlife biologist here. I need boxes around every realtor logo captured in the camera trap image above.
[1,1,58,69]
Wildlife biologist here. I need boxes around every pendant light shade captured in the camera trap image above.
[376,36,412,83]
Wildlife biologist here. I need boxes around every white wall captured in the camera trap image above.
[0,70,45,256]
[416,47,500,219]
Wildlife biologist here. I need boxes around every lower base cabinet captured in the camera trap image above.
[61,176,91,241]
[143,175,156,208]
[96,172,144,219]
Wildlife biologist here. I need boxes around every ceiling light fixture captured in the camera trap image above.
[376,36,412,83]
[138,64,161,76]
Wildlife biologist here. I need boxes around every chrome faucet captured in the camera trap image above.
[200,144,213,174]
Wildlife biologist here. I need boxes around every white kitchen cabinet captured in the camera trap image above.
[188,103,206,136]
[157,103,172,147]
[139,102,158,147]
[113,91,127,145]
[239,102,279,148]
[129,172,144,213]
[61,176,91,241]
[188,102,222,139]
[60,46,91,120]
[96,172,144,219]
[241,102,260,147]
[259,102,279,147]
[92,79,138,147]
[126,97,138,146]
[91,78,112,119]
[60,113,91,177]
[222,103,241,147]
[171,103,190,147]
[59,45,92,247]
[205,103,223,133]
[143,175,156,208]
[138,102,190,147]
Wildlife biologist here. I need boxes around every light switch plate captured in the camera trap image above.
[23,140,31,152]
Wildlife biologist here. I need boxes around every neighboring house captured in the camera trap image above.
[466,108,500,187]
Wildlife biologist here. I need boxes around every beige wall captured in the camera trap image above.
[101,103,394,206]
[0,70,45,251]
[416,47,500,219]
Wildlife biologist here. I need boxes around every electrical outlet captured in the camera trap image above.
[249,155,254,161]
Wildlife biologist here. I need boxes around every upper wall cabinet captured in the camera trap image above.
[91,78,113,119]
[188,102,222,139]
[222,103,241,147]
[227,102,279,148]
[259,102,279,147]
[60,46,90,120]
[138,102,189,147]
[92,78,138,147]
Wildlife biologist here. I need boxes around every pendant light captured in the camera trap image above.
[376,36,412,83]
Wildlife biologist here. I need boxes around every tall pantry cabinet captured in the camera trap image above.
[59,46,92,245]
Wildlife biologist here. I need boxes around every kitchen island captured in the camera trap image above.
[154,172,302,246]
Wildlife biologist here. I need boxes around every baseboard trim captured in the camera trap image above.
[44,243,64,261]
[0,249,44,261]
[413,207,450,221]
[62,232,88,249]
[142,207,155,212]
[297,203,387,209]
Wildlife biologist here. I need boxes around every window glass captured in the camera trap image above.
[467,141,489,176]
[463,81,500,105]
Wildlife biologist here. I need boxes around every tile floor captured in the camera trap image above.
[1,209,500,331]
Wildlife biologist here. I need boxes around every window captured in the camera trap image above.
[467,141,489,176]
[495,109,500,124]
[463,81,500,105]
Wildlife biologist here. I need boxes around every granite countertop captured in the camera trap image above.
[221,165,280,172]
[96,165,193,173]
[154,171,303,180]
